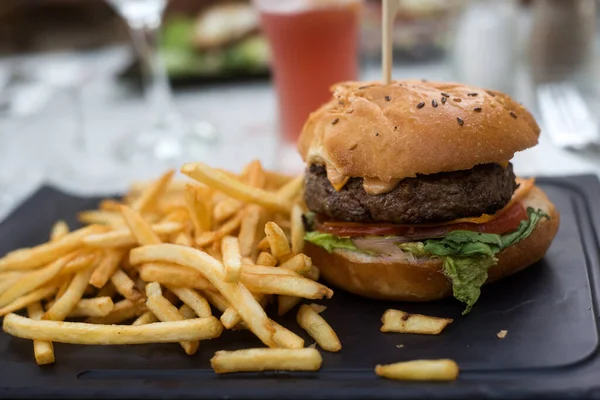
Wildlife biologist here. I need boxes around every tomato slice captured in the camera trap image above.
[315,202,528,238]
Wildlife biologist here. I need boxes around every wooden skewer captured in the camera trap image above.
[382,0,402,84]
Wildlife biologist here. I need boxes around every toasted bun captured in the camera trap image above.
[298,80,540,181]
[303,185,559,301]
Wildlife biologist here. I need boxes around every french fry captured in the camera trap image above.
[67,297,115,318]
[160,208,189,224]
[238,205,261,257]
[221,236,242,282]
[214,198,244,223]
[61,251,98,275]
[55,275,72,300]
[130,244,277,347]
[290,205,305,254]
[0,253,75,307]
[375,359,459,381]
[242,265,300,277]
[380,309,453,335]
[0,286,58,317]
[220,307,242,329]
[132,311,158,326]
[4,313,223,345]
[78,211,124,227]
[200,289,230,313]
[88,249,125,288]
[0,273,23,297]
[264,222,292,262]
[306,265,320,281]
[279,254,312,275]
[243,159,267,188]
[86,299,146,325]
[264,170,295,190]
[110,269,143,302]
[271,320,305,349]
[297,304,341,352]
[277,296,301,316]
[99,199,122,212]
[96,281,117,298]
[174,232,193,247]
[132,170,175,213]
[119,205,162,246]
[256,251,277,267]
[211,348,322,373]
[27,302,55,365]
[0,226,105,271]
[195,212,243,248]
[276,174,304,202]
[44,263,99,321]
[167,286,212,318]
[257,236,270,252]
[184,184,210,237]
[50,220,70,241]
[181,162,292,213]
[145,283,199,355]
[138,263,213,291]
[179,304,196,319]
[241,273,333,299]
[83,222,184,248]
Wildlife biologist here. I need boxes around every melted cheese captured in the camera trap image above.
[326,164,350,192]
[362,177,401,195]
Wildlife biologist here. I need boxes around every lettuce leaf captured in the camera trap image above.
[401,207,549,314]
[304,231,359,253]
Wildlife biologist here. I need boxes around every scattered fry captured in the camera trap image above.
[211,348,322,373]
[381,309,453,335]
[375,359,459,381]
[497,330,508,339]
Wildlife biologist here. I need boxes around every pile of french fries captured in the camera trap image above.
[0,160,460,382]
[0,161,340,372]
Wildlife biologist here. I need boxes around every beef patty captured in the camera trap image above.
[304,163,518,224]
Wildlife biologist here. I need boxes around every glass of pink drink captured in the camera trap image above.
[256,0,362,146]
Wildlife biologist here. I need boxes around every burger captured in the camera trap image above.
[298,80,559,314]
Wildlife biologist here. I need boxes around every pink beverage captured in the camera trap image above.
[258,1,361,143]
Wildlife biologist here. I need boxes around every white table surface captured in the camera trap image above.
[0,44,600,223]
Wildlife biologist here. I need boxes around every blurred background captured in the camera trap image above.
[0,0,599,221]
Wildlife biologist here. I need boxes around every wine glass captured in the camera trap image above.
[106,0,218,167]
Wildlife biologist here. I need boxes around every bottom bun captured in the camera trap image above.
[304,185,560,302]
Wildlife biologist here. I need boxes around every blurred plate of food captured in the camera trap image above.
[120,1,271,87]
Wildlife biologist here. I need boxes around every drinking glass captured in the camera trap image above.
[253,0,361,173]
[106,0,218,167]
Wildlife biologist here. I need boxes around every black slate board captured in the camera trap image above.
[1,176,600,399]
